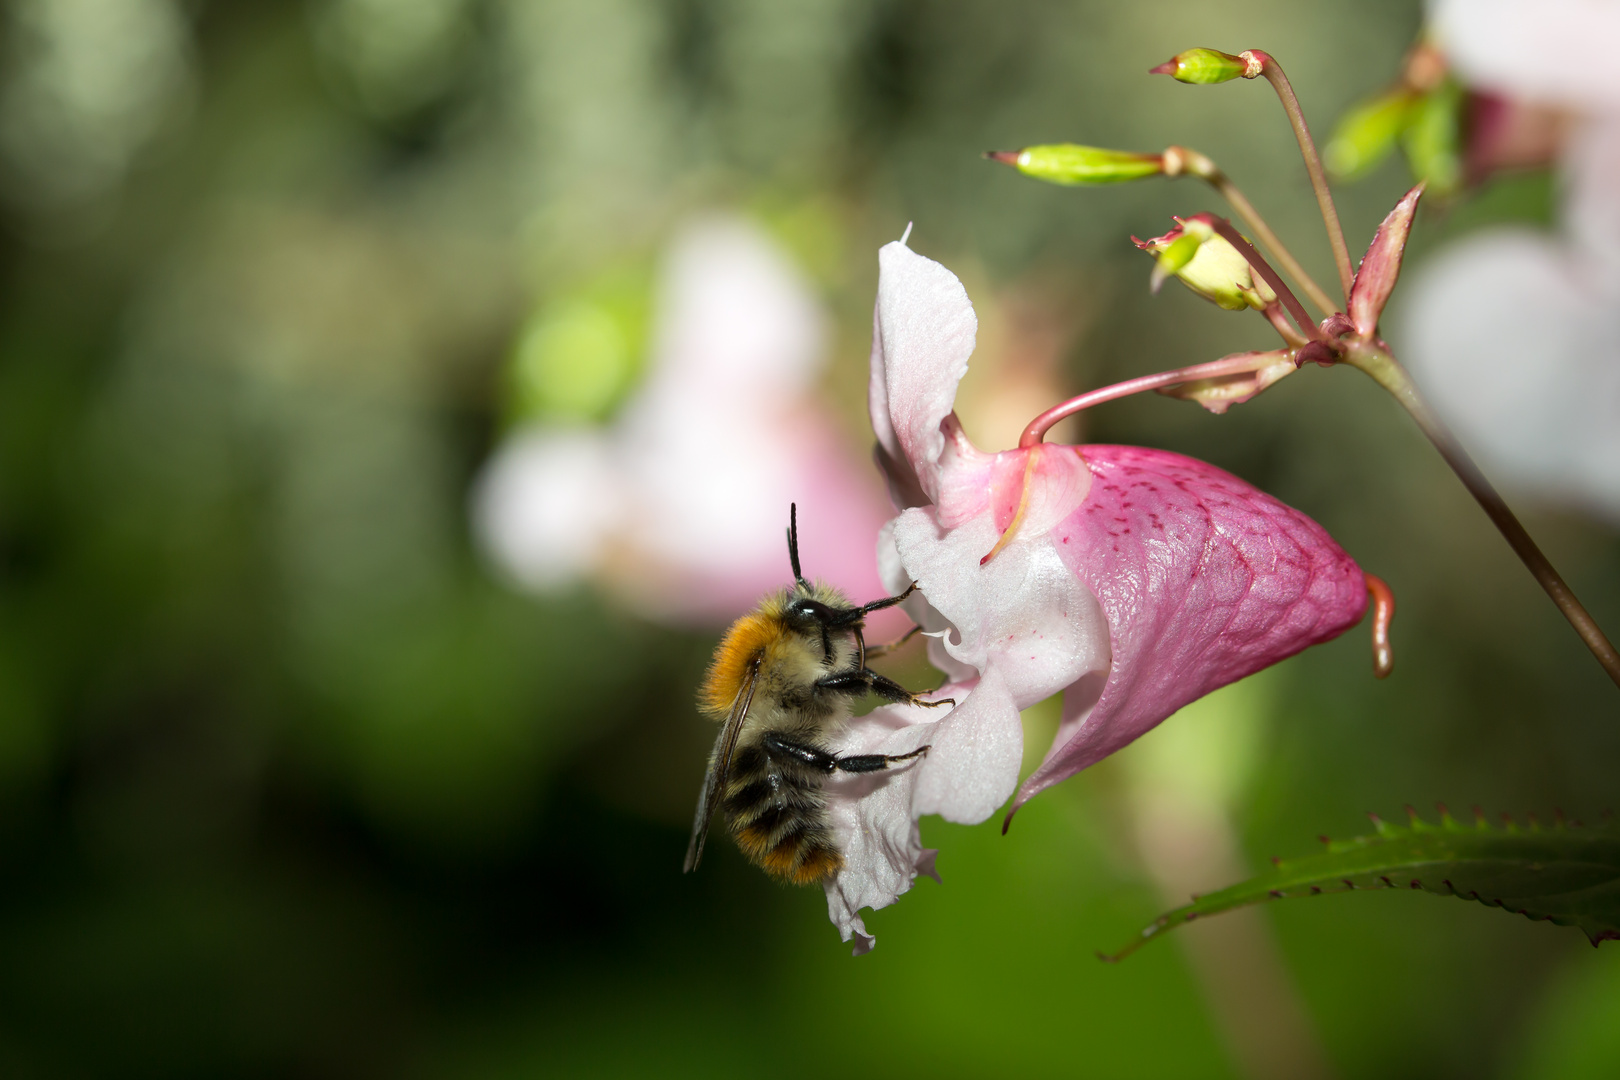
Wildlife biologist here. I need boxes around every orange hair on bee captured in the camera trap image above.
[736,822,844,884]
[699,596,787,718]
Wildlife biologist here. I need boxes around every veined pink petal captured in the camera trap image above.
[1013,445,1368,811]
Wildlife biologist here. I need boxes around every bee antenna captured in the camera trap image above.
[787,503,809,589]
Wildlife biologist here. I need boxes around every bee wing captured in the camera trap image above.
[683,654,761,873]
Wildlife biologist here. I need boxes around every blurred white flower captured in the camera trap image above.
[473,216,894,625]
[1406,1,1620,521]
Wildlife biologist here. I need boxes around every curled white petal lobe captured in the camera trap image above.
[869,241,977,502]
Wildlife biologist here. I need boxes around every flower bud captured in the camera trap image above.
[1133,217,1277,312]
[1149,48,1257,84]
[985,144,1164,185]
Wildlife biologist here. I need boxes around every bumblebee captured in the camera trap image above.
[683,505,952,885]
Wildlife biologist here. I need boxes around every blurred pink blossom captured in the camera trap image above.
[820,238,1367,951]
[1406,0,1620,521]
[473,217,895,626]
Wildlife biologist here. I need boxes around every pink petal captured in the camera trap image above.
[869,240,978,504]
[1348,183,1425,338]
[1013,445,1367,810]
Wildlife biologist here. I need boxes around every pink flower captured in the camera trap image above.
[1402,0,1620,521]
[820,237,1368,951]
[473,216,895,626]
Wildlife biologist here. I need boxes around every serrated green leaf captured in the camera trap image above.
[1106,809,1620,961]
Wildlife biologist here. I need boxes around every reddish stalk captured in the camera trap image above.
[1346,342,1620,691]
[1201,216,1322,344]
[1019,354,1281,449]
[1241,50,1355,300]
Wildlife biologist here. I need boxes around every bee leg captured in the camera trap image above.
[862,623,922,660]
[863,670,955,709]
[761,732,929,775]
[857,581,918,616]
[761,732,843,774]
[813,669,876,696]
[831,745,930,773]
[815,668,955,709]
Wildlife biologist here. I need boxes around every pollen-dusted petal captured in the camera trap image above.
[869,240,978,503]
[891,505,1111,822]
[1013,446,1367,809]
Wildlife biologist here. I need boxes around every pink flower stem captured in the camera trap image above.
[1019,353,1278,449]
[1163,145,1338,317]
[1346,341,1620,691]
[1263,302,1309,347]
[1242,50,1355,301]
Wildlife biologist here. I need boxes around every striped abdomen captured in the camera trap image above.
[721,739,842,885]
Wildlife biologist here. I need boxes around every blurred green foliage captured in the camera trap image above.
[0,0,1617,1077]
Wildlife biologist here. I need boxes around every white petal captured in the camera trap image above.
[911,666,1020,822]
[877,517,976,684]
[889,507,1112,820]
[821,698,952,954]
[868,240,978,502]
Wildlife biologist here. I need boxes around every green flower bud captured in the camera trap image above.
[985,144,1164,185]
[1325,89,1416,180]
[1149,232,1202,293]
[1134,217,1276,312]
[1149,48,1255,85]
